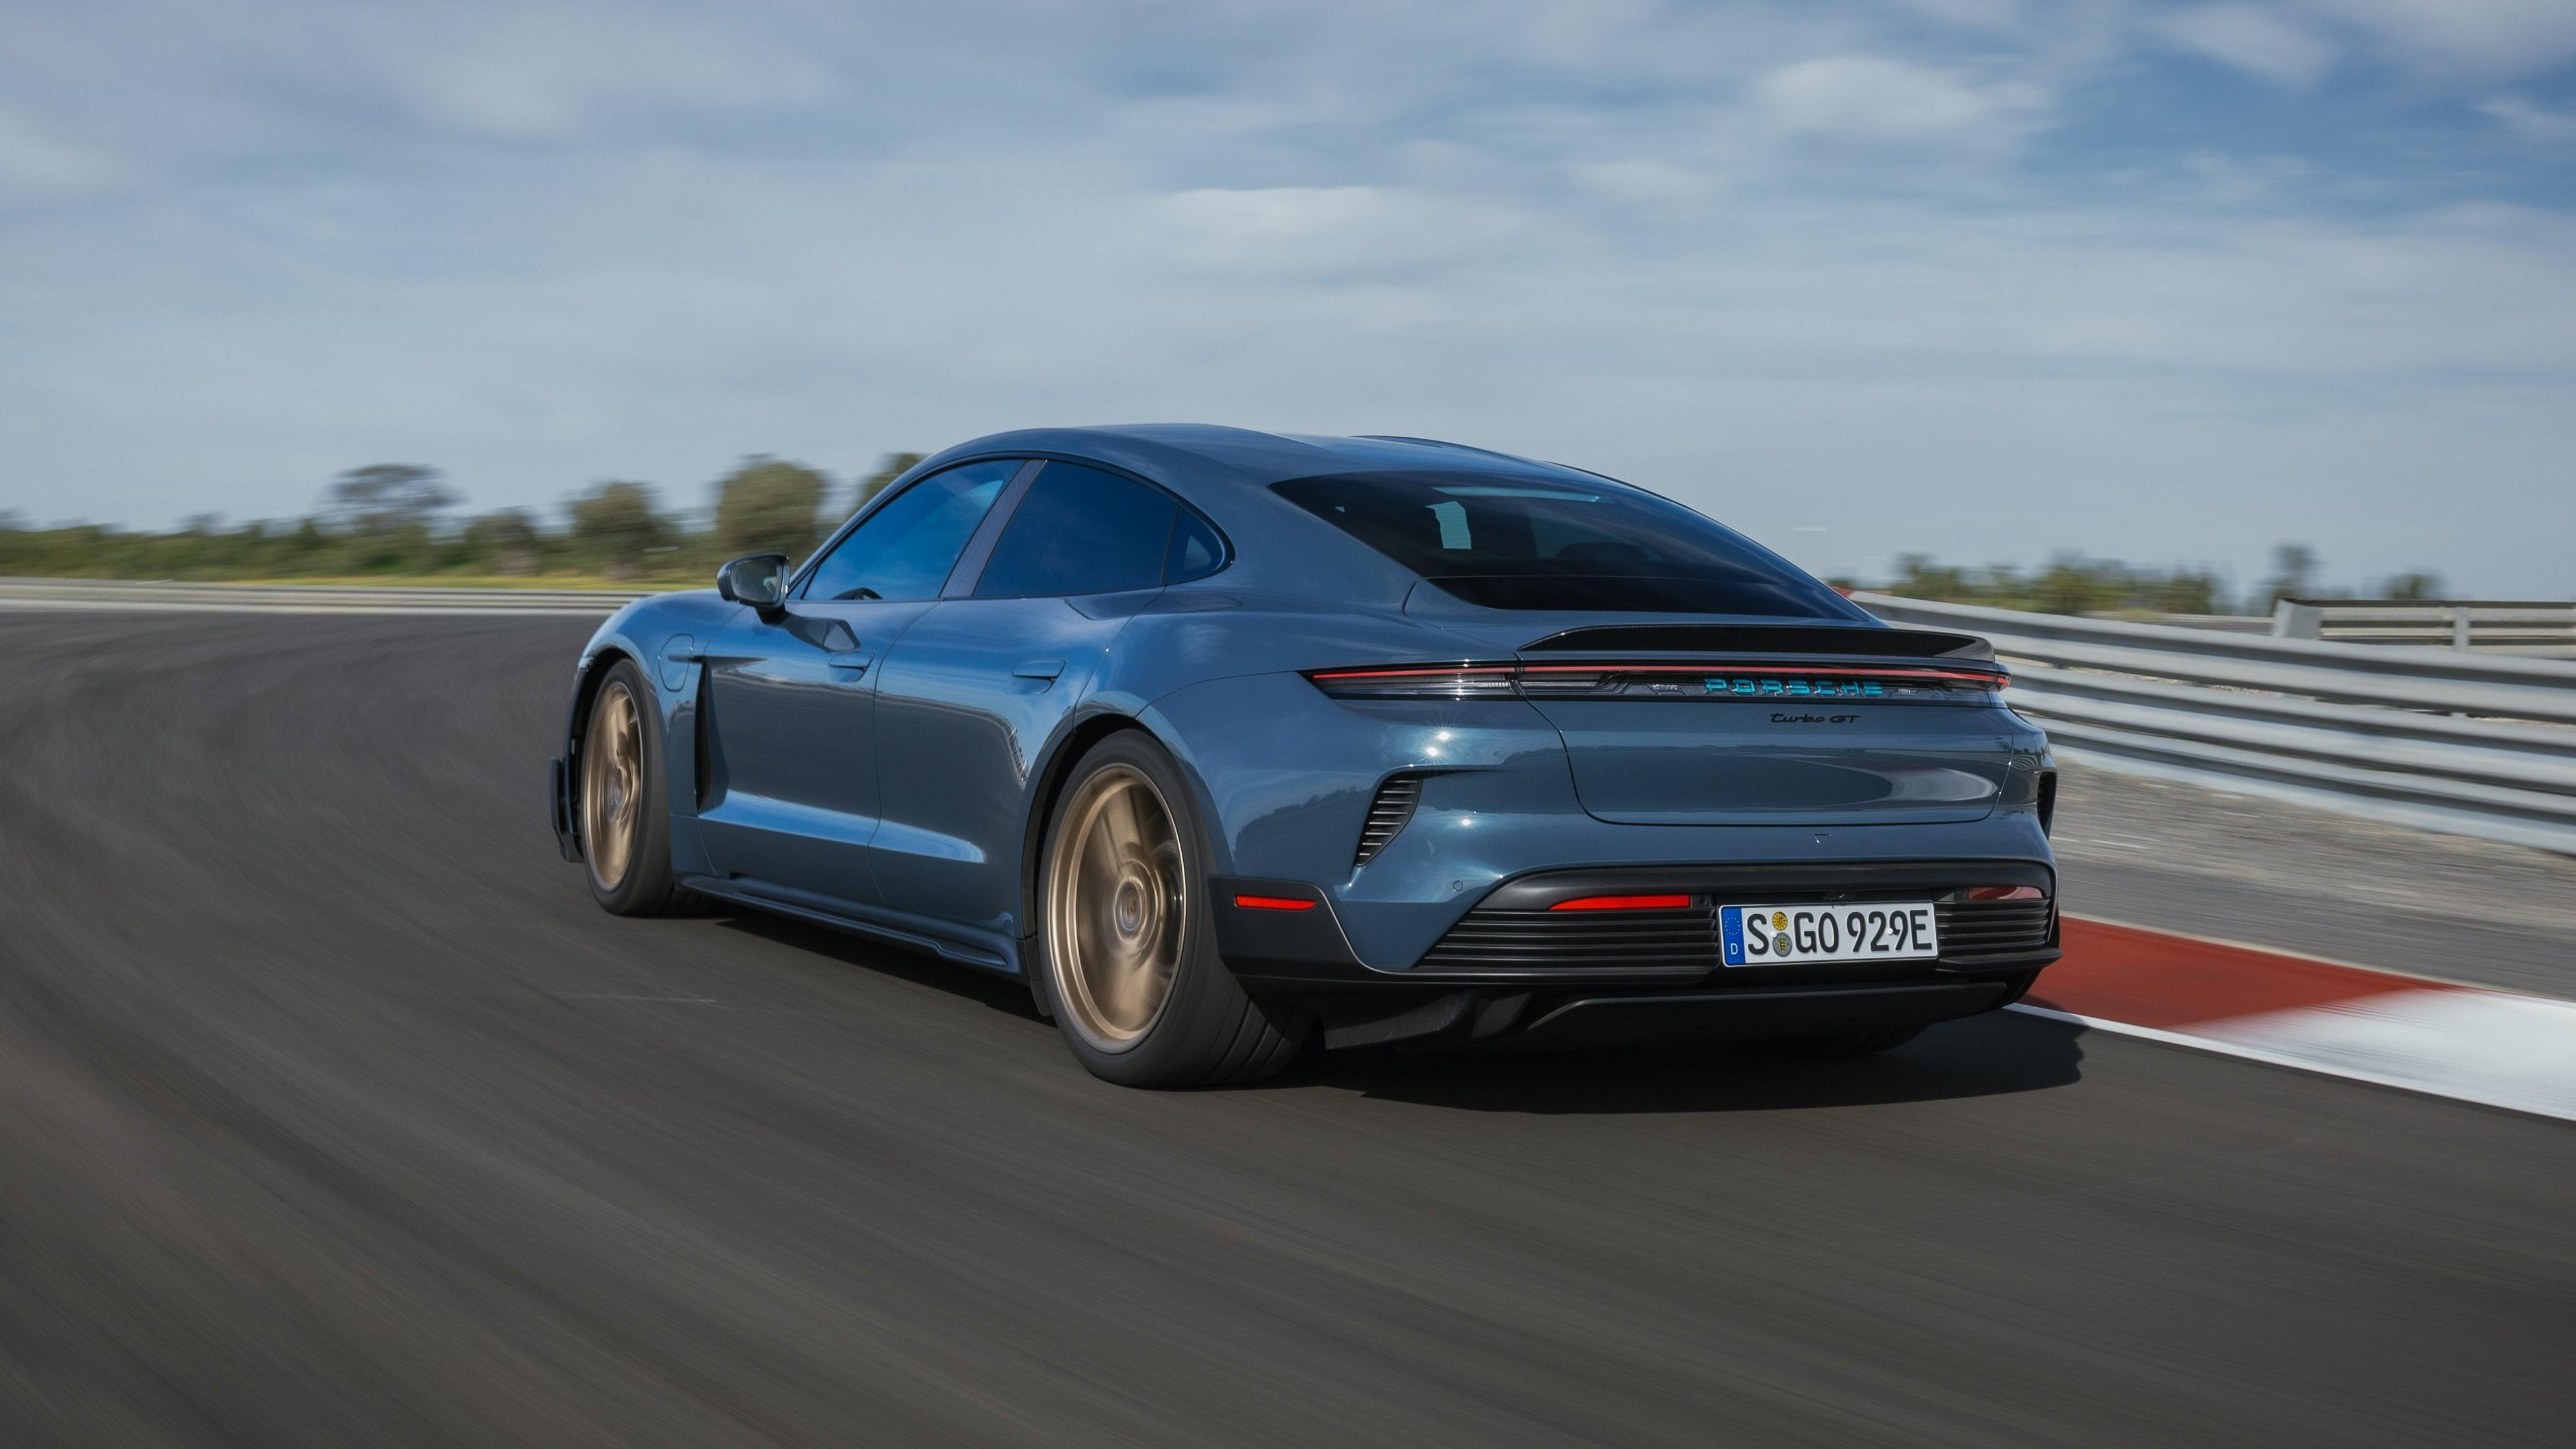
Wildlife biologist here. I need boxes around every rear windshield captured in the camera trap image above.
[1271,471,1858,617]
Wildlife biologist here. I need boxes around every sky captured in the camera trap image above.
[2,0,2572,597]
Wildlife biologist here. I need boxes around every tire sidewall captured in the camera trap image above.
[1037,732,1242,1086]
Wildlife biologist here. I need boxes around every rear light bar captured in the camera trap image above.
[1305,660,2008,700]
[1305,665,1522,698]
[1233,893,1317,911]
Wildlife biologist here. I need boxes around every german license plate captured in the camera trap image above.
[1719,902,1939,966]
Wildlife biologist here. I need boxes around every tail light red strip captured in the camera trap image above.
[1234,894,1318,912]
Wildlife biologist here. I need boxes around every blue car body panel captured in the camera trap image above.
[555,426,2057,1016]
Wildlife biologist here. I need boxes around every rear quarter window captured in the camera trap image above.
[975,461,1177,598]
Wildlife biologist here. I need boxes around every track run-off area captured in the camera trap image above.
[2,608,2571,1447]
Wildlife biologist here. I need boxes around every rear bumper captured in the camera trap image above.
[1212,862,2058,1050]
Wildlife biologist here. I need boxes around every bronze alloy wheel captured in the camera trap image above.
[1046,764,1189,1053]
[582,678,645,894]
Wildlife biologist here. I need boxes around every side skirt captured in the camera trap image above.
[678,874,1028,977]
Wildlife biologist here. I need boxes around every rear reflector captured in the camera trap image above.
[1967,885,2047,901]
[1548,893,1694,912]
[1234,894,1318,912]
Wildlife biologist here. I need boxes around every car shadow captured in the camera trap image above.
[711,909,2085,1113]
[1266,1010,2087,1114]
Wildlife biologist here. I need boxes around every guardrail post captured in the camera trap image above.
[2453,606,2472,650]
[2271,599,2323,639]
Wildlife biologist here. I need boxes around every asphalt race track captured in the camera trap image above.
[3,611,2570,1448]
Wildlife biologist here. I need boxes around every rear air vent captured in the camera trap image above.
[1520,624,1992,660]
[1936,897,2056,958]
[1418,905,1713,973]
[1355,774,1426,866]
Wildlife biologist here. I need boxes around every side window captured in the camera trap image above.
[799,460,1017,602]
[1165,507,1225,583]
[973,461,1177,598]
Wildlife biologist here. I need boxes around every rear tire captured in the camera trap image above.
[1036,732,1307,1086]
[579,658,701,917]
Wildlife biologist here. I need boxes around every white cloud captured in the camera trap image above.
[2289,0,2576,77]
[1569,159,1715,206]
[1753,55,2046,143]
[1150,186,1520,277]
[2480,94,2576,142]
[0,103,122,198]
[330,5,843,141]
[2151,6,2338,86]
[1889,0,2029,33]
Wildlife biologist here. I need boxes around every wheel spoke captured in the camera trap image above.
[1049,767,1187,1051]
[1078,822,1121,900]
[1101,782,1145,859]
[585,682,645,893]
[1097,954,1144,1025]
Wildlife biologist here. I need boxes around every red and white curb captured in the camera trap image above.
[2010,917,2576,1123]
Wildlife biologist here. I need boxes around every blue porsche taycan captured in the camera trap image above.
[550,426,2060,1085]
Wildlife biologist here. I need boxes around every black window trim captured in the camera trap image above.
[938,459,1046,599]
[788,455,1041,603]
[950,455,1232,600]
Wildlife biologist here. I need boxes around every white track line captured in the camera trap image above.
[2009,997,2576,1123]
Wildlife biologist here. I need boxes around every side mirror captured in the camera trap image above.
[717,553,791,612]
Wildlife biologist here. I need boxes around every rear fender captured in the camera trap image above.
[1012,703,1218,950]
[1140,667,1574,898]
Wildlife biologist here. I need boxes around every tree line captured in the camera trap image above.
[1866,544,2442,617]
[0,454,925,585]
[3,461,2438,612]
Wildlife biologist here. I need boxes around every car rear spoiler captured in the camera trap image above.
[1518,623,1993,661]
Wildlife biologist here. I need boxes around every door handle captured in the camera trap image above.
[1014,660,1065,680]
[826,650,876,675]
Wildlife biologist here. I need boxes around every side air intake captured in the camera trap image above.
[1355,774,1426,867]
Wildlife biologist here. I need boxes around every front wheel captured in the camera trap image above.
[1036,733,1307,1086]
[579,658,700,917]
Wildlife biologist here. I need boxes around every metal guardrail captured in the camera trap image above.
[2118,611,2275,635]
[2271,597,2576,655]
[0,578,649,615]
[1857,593,2576,856]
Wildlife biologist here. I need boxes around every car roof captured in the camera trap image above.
[913,424,1612,498]
[882,425,1664,611]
